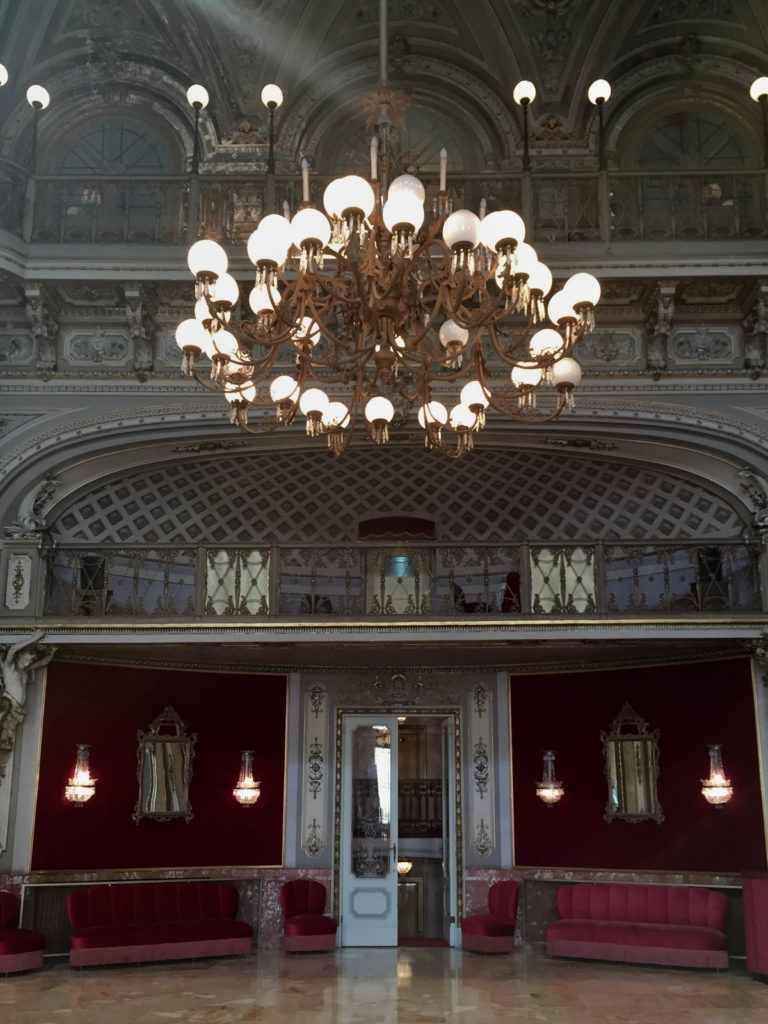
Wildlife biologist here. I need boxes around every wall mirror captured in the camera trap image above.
[132,705,196,824]
[600,703,663,824]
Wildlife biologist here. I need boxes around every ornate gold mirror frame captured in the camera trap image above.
[601,703,663,824]
[132,705,197,824]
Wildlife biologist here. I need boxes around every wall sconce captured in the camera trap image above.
[536,749,564,807]
[701,744,733,807]
[233,750,261,806]
[397,860,413,876]
[64,744,96,806]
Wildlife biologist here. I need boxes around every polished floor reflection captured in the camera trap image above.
[2,948,768,1024]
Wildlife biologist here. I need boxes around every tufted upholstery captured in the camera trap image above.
[66,882,252,967]
[547,883,728,969]
[0,891,45,974]
[461,880,520,953]
[280,880,337,952]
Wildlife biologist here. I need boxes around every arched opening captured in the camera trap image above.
[612,99,764,240]
[32,110,185,243]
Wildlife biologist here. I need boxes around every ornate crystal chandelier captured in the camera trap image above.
[233,749,261,807]
[536,749,564,807]
[64,743,96,806]
[174,7,602,458]
[700,744,733,807]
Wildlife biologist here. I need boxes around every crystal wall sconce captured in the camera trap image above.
[233,750,261,806]
[701,744,733,807]
[64,743,96,806]
[536,749,564,807]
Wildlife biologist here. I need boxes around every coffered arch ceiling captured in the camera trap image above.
[46,444,748,546]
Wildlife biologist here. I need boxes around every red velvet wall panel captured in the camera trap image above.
[511,658,767,873]
[31,663,287,871]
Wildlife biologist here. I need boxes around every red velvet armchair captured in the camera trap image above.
[280,880,337,952]
[0,891,45,974]
[461,880,520,953]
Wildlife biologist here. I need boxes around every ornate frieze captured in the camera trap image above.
[576,329,642,365]
[669,327,736,365]
[65,330,131,365]
[0,336,34,365]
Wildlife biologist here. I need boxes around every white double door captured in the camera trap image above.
[338,713,457,947]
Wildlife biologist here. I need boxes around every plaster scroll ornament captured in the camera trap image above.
[4,475,61,540]
[738,470,768,533]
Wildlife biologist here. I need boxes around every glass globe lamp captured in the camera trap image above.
[479,209,525,250]
[443,209,481,250]
[587,78,611,105]
[292,207,332,249]
[188,239,228,278]
[388,173,426,205]
[382,193,424,233]
[186,84,209,108]
[513,80,536,105]
[26,84,50,109]
[261,83,284,108]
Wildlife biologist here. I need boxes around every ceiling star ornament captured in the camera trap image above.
[359,81,412,132]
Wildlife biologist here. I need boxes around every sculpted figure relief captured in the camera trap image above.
[0,633,56,782]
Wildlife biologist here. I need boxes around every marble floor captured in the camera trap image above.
[2,949,768,1024]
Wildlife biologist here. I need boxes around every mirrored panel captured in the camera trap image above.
[350,724,392,877]
[601,703,663,824]
[132,705,196,824]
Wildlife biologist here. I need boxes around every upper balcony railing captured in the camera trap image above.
[1,166,765,249]
[41,540,763,621]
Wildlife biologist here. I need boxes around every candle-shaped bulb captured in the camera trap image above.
[301,158,310,204]
[439,147,447,193]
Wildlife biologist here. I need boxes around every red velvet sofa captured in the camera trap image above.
[66,882,253,967]
[0,891,45,974]
[546,883,728,969]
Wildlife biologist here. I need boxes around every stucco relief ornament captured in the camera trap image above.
[303,818,324,857]
[473,740,490,797]
[472,683,488,716]
[738,470,768,535]
[745,631,768,688]
[372,671,423,705]
[309,684,325,717]
[473,818,493,857]
[4,475,61,540]
[307,739,324,797]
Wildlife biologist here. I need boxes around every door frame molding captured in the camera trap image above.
[333,706,463,929]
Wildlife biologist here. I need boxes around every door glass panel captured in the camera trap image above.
[351,725,392,878]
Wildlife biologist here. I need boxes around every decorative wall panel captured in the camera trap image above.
[300,682,330,859]
[467,682,495,859]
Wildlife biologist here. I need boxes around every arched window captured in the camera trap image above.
[57,117,169,175]
[635,110,748,172]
